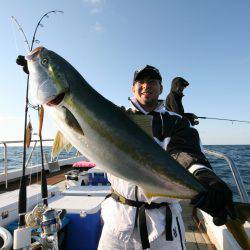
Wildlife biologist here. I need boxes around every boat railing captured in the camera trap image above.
[204,149,249,203]
[1,141,248,202]
[0,139,53,189]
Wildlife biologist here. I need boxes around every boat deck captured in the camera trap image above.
[180,200,216,250]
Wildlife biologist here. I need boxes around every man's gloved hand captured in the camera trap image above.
[184,113,199,126]
[191,170,235,225]
[16,55,29,74]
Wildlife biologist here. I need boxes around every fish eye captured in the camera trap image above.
[41,58,48,66]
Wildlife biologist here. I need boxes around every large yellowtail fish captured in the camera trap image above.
[26,47,250,249]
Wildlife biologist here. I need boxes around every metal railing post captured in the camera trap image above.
[204,149,249,203]
[0,141,8,189]
[4,143,8,189]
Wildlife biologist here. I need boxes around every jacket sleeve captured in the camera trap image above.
[165,114,227,190]
[152,111,233,215]
[152,112,212,175]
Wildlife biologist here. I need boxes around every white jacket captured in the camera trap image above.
[101,98,182,243]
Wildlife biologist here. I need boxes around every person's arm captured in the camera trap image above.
[183,113,199,126]
[190,168,233,225]
[155,113,233,224]
[166,93,199,125]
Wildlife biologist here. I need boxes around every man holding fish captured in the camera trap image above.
[16,53,237,250]
[98,65,233,250]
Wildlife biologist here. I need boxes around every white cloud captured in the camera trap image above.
[83,0,105,4]
[82,0,105,14]
[91,22,104,32]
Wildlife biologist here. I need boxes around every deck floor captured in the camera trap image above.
[180,201,216,250]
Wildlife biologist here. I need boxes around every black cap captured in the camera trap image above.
[133,65,162,84]
[172,77,189,87]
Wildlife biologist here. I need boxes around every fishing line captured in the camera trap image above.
[11,16,31,52]
[197,116,250,124]
[11,17,33,114]
[10,18,21,55]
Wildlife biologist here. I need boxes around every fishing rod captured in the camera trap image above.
[38,106,48,206]
[30,10,63,51]
[11,15,31,229]
[29,10,63,207]
[197,116,250,124]
[11,11,63,249]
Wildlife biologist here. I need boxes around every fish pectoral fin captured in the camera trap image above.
[51,131,73,159]
[63,106,84,136]
[128,113,153,137]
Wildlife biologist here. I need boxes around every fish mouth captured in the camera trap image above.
[26,46,44,61]
[47,92,65,106]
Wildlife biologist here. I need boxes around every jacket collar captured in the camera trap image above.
[129,96,165,114]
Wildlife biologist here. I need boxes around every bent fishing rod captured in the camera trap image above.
[197,116,250,124]
[11,10,63,229]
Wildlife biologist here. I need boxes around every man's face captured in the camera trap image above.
[132,76,163,107]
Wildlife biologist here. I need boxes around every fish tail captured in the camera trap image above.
[226,202,250,249]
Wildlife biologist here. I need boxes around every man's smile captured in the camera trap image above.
[141,91,153,96]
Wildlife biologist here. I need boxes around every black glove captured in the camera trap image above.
[184,113,199,126]
[191,170,234,225]
[16,55,29,74]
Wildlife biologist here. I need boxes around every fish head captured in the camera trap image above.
[27,46,69,106]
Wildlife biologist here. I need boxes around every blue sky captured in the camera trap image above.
[0,0,249,144]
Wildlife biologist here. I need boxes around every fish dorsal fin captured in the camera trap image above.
[51,131,73,159]
[127,112,153,137]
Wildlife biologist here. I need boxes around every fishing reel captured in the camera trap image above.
[26,205,66,249]
[25,204,47,228]
[40,208,63,249]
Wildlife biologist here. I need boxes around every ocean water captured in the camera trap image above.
[0,146,78,172]
[0,145,249,201]
[204,145,250,201]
